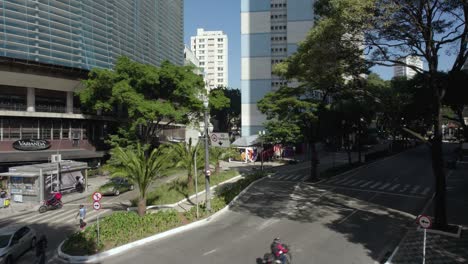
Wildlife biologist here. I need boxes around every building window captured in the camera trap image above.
[218,50,223,53]
[199,39,205,43]
[217,67,223,71]
[217,79,223,82]
[199,56,204,60]
[200,62,205,65]
[217,56,223,59]
[218,44,223,48]
[218,38,223,42]
[199,44,205,48]
[218,73,223,77]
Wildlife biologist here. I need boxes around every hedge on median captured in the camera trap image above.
[62,170,266,256]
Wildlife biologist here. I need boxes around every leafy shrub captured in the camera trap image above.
[62,210,181,255]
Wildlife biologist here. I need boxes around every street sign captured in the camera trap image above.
[92,192,102,202]
[206,170,211,176]
[209,133,230,148]
[418,215,432,229]
[93,201,101,210]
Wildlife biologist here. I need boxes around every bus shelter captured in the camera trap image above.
[0,161,88,204]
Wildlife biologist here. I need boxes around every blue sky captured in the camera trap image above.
[184,1,456,88]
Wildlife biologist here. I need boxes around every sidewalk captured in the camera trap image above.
[387,164,468,263]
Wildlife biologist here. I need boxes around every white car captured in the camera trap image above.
[0,225,36,264]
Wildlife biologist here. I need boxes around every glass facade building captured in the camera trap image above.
[0,0,184,69]
[241,0,315,136]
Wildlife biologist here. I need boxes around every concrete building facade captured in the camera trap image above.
[190,28,228,90]
[393,56,423,79]
[240,0,315,136]
[0,0,184,166]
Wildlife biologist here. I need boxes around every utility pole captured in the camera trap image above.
[203,97,211,212]
[258,130,265,171]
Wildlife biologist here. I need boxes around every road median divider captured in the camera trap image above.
[58,171,268,263]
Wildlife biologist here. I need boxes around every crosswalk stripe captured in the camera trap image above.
[378,183,391,190]
[18,209,67,223]
[360,181,373,187]
[324,178,341,184]
[341,179,358,185]
[370,182,382,189]
[389,184,400,191]
[334,178,351,184]
[287,174,300,180]
[421,187,430,195]
[350,180,365,186]
[410,185,421,194]
[399,184,411,192]
[36,210,75,224]
[292,175,303,181]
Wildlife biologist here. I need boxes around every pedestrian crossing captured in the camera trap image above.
[270,172,308,182]
[0,206,112,228]
[317,177,432,197]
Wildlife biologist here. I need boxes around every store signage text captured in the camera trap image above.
[13,139,51,151]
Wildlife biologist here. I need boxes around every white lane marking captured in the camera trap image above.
[378,183,391,190]
[18,209,68,223]
[389,184,401,191]
[257,218,281,230]
[421,187,431,195]
[341,179,358,185]
[33,210,74,224]
[334,178,351,184]
[410,185,421,194]
[314,184,426,199]
[292,174,303,181]
[399,184,411,192]
[203,249,217,256]
[350,180,365,186]
[337,193,379,224]
[285,174,299,180]
[370,182,382,189]
[360,181,373,188]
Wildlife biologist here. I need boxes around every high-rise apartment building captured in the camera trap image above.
[241,0,315,136]
[393,56,423,79]
[190,28,228,90]
[0,0,184,166]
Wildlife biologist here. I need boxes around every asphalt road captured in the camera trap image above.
[101,146,438,264]
[1,186,137,264]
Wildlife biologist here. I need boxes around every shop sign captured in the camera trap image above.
[13,139,51,151]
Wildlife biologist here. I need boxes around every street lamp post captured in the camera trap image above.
[258,130,265,171]
[203,97,211,212]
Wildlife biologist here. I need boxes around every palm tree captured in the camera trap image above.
[209,147,237,175]
[167,138,202,188]
[110,144,170,216]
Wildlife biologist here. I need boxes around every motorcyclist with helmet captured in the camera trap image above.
[270,237,289,264]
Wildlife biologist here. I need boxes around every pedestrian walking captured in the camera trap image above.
[35,234,47,264]
[75,204,87,230]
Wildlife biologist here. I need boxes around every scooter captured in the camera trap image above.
[38,194,63,213]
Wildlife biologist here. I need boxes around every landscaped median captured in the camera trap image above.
[58,170,266,262]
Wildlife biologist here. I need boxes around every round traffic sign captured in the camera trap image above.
[93,201,101,210]
[92,192,102,201]
[210,133,218,142]
[418,215,432,229]
[206,170,211,176]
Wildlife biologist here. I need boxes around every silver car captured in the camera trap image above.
[0,225,36,264]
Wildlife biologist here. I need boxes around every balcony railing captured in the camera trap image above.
[0,103,82,114]
[0,103,27,111]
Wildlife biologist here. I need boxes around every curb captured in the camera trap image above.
[126,174,245,212]
[314,147,418,184]
[57,174,268,263]
[383,168,454,264]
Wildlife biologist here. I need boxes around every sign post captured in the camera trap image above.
[417,215,432,264]
[92,192,102,245]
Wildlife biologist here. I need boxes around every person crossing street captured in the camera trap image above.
[75,204,87,230]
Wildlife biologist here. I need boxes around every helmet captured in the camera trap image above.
[273,237,281,243]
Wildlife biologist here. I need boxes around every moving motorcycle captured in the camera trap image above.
[38,192,63,213]
[257,244,292,264]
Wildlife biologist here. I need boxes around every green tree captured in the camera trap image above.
[315,0,468,228]
[110,144,171,216]
[209,147,238,175]
[78,56,206,148]
[209,87,241,134]
[166,138,202,189]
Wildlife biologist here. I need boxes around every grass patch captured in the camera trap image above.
[62,210,181,256]
[134,169,240,206]
[63,170,266,256]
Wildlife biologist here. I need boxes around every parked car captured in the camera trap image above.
[0,225,36,264]
[99,177,134,196]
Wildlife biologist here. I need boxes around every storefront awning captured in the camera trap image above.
[0,149,105,163]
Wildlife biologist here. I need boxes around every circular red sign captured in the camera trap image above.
[418,215,432,229]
